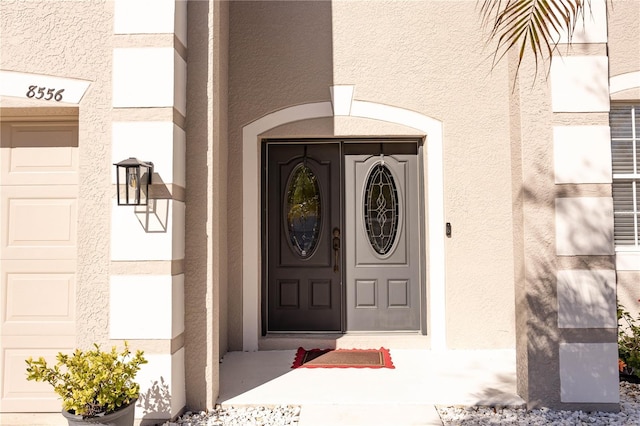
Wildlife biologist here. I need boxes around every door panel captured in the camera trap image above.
[0,123,79,185]
[267,143,342,331]
[1,185,78,260]
[345,153,421,331]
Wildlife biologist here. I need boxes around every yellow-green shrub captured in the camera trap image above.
[25,342,147,417]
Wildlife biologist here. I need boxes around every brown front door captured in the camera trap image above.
[266,143,342,331]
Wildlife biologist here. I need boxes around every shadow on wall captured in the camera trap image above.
[134,173,173,233]
[515,58,618,410]
[435,42,620,416]
[452,68,618,419]
[137,377,172,424]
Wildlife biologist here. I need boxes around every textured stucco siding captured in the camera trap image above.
[2,0,194,416]
[185,0,228,410]
[607,0,640,78]
[609,0,640,321]
[1,0,114,348]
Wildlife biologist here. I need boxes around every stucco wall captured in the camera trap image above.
[2,0,192,416]
[509,0,618,407]
[608,0,640,321]
[607,0,640,78]
[1,0,114,348]
[511,53,558,407]
[185,0,228,410]
[228,0,336,349]
[228,0,516,349]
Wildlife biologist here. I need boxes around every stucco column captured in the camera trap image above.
[109,0,187,420]
[513,1,619,410]
[183,0,228,411]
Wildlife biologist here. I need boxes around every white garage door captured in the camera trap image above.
[0,121,78,412]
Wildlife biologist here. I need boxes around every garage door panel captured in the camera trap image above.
[1,341,75,412]
[1,121,78,413]
[2,261,76,336]
[1,186,78,259]
[1,123,78,185]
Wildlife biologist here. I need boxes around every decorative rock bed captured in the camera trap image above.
[437,382,640,425]
[164,382,640,425]
[163,405,301,426]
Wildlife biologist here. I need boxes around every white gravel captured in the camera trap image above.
[165,382,640,425]
[163,405,300,426]
[437,381,640,425]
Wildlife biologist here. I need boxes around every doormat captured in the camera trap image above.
[291,347,395,369]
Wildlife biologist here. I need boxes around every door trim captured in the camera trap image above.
[242,95,445,351]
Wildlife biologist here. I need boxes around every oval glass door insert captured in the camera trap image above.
[286,163,321,258]
[364,163,399,255]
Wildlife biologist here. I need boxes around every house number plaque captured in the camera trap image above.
[1,71,88,104]
[25,85,65,102]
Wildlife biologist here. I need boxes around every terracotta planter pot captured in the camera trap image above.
[61,399,136,426]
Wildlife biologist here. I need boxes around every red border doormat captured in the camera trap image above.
[291,347,395,369]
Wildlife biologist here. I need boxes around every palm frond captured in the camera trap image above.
[481,0,588,77]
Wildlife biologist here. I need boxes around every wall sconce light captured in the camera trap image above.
[114,157,154,206]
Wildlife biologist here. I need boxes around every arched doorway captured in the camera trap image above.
[241,87,445,351]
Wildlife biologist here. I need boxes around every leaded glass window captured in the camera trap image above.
[286,163,321,258]
[364,163,399,255]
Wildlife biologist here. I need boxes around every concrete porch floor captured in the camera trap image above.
[0,345,523,426]
[218,345,524,425]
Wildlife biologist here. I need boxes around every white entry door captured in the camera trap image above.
[345,146,422,331]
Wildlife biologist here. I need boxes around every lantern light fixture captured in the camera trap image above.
[114,157,154,206]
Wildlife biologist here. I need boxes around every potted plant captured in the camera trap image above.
[25,342,147,426]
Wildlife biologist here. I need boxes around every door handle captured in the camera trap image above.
[333,227,341,272]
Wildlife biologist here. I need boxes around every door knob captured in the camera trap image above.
[333,227,341,272]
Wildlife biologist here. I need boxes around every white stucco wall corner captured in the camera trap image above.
[111,121,179,185]
[114,0,186,46]
[174,50,187,117]
[172,200,186,260]
[111,200,175,261]
[173,124,187,188]
[135,349,185,419]
[113,48,176,108]
[552,0,608,44]
[559,342,619,403]
[555,197,614,255]
[550,56,610,113]
[553,125,612,184]
[557,269,617,328]
[110,275,175,339]
[171,347,186,416]
[172,274,185,338]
